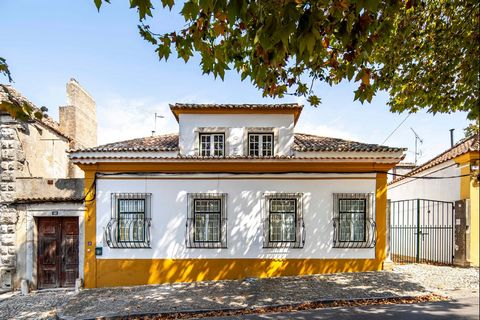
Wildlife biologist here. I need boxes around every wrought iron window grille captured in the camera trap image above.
[105,193,152,249]
[332,193,376,248]
[186,193,228,248]
[263,193,305,248]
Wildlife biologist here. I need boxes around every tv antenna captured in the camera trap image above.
[410,128,423,165]
[152,113,165,136]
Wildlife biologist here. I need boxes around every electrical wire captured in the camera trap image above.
[381,113,411,145]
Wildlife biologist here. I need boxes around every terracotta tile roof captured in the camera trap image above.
[170,103,303,110]
[169,103,304,123]
[0,84,71,140]
[70,155,401,161]
[71,133,404,154]
[293,133,405,152]
[390,134,479,184]
[71,133,179,152]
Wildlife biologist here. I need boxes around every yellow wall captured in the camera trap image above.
[470,177,479,267]
[95,258,383,287]
[456,152,479,267]
[79,163,391,288]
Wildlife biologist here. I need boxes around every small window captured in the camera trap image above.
[249,133,274,156]
[263,193,304,248]
[186,193,227,248]
[105,193,152,248]
[199,133,225,157]
[333,193,376,248]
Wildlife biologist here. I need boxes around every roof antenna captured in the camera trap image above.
[152,112,165,136]
[410,128,423,165]
[449,129,455,148]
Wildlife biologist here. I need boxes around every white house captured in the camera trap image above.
[69,103,405,288]
[388,135,479,266]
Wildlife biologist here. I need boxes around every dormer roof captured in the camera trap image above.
[170,103,303,124]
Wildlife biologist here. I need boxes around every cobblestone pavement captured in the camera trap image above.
[0,289,74,320]
[0,264,478,320]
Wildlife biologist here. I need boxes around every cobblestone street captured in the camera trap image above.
[0,264,478,320]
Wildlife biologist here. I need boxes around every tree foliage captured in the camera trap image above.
[1,0,479,121]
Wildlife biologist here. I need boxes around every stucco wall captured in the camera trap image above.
[388,160,461,202]
[95,174,377,260]
[178,114,294,156]
[16,122,72,179]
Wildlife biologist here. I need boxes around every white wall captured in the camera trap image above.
[95,174,377,260]
[388,160,461,202]
[178,114,294,156]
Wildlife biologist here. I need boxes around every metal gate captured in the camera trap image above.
[389,199,454,265]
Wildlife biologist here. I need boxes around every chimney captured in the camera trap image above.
[59,78,97,148]
[449,129,454,148]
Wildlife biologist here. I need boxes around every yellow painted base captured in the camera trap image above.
[93,258,383,288]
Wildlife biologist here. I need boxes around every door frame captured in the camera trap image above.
[26,202,84,289]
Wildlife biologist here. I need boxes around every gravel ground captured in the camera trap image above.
[0,264,478,320]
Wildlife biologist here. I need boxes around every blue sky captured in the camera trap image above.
[0,0,471,163]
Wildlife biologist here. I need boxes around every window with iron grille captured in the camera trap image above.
[186,193,227,248]
[248,133,274,156]
[332,193,376,248]
[263,193,304,248]
[199,133,225,157]
[105,193,152,248]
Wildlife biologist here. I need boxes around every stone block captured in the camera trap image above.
[1,234,15,246]
[1,255,15,267]
[0,128,15,140]
[1,150,14,161]
[0,192,14,203]
[0,211,16,224]
[1,171,14,182]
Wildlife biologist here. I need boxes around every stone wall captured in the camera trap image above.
[0,114,21,287]
[59,78,97,149]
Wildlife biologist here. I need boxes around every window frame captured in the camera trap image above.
[186,193,228,248]
[117,198,147,243]
[248,132,274,157]
[105,193,152,249]
[332,193,376,249]
[337,198,367,243]
[193,198,222,243]
[199,132,225,157]
[263,193,304,248]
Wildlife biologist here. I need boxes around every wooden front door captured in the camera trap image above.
[37,217,79,289]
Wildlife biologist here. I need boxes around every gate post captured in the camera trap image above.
[416,199,421,263]
[383,200,394,270]
[454,200,470,267]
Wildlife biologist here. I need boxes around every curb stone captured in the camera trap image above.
[56,294,442,320]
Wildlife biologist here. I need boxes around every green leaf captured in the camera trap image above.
[94,0,102,11]
[307,95,321,106]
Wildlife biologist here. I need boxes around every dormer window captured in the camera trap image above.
[248,133,274,156]
[199,133,225,157]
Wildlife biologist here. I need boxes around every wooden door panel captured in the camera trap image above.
[38,219,60,289]
[38,217,79,289]
[60,218,79,287]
